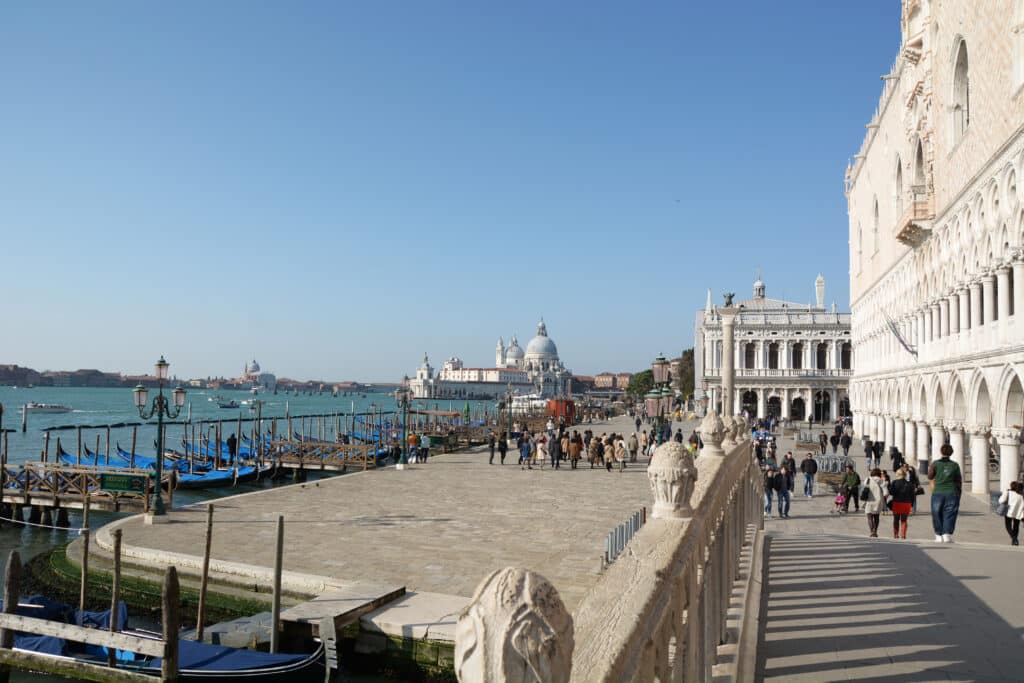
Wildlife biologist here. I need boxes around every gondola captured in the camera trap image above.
[6,596,326,682]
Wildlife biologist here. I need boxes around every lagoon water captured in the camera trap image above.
[0,386,493,681]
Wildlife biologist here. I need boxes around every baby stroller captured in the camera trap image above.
[832,492,846,514]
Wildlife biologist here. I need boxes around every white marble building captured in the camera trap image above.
[846,1,1024,493]
[408,320,572,399]
[695,276,852,421]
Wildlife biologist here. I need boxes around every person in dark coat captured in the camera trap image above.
[488,431,496,465]
[818,432,828,455]
[840,433,852,456]
[497,434,508,465]
[773,466,794,518]
[829,433,840,454]
[800,452,818,497]
[226,433,238,460]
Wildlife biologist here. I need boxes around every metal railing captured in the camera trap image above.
[603,507,646,567]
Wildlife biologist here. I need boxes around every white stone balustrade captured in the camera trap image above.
[456,415,763,682]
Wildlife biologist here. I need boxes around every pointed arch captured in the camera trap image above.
[998,366,1024,428]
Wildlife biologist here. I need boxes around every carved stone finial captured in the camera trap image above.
[733,415,749,441]
[455,567,574,683]
[720,415,737,447]
[648,441,698,519]
[700,411,726,457]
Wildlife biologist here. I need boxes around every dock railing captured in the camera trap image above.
[453,412,763,682]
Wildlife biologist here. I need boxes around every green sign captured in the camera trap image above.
[100,472,148,494]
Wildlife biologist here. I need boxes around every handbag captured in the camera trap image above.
[996,501,1009,516]
[859,486,870,502]
[914,485,924,496]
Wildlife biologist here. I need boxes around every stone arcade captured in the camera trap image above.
[846,0,1024,493]
[695,275,853,421]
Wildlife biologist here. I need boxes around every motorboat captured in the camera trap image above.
[20,402,72,414]
[218,400,240,409]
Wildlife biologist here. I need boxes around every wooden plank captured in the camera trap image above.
[0,649,153,683]
[0,614,164,657]
[280,583,406,638]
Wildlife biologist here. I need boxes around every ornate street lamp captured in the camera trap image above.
[133,355,186,517]
[647,354,674,444]
[394,386,412,470]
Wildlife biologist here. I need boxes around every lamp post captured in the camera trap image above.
[647,354,672,444]
[505,381,513,447]
[133,356,186,518]
[394,387,411,470]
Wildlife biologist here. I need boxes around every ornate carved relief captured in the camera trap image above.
[648,441,698,519]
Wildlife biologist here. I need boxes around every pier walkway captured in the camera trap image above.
[755,451,1023,682]
[92,415,684,612]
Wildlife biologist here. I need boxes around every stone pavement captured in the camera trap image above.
[98,415,695,611]
[756,440,1024,681]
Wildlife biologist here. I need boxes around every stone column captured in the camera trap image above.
[997,266,1011,321]
[720,306,738,418]
[830,388,838,420]
[947,424,965,471]
[993,429,1021,492]
[930,302,941,340]
[968,425,991,495]
[903,420,916,465]
[948,294,959,335]
[918,310,928,346]
[894,419,905,460]
[1013,256,1024,318]
[884,415,895,451]
[939,298,949,338]
[982,274,995,325]
[970,281,983,329]
[930,421,945,462]
[958,287,970,332]
[916,419,930,471]
[756,391,765,419]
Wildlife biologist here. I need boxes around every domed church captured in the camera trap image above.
[409,320,572,399]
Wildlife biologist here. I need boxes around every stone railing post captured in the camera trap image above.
[699,411,726,459]
[455,567,574,683]
[648,441,698,519]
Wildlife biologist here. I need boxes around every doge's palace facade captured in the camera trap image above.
[846,0,1024,493]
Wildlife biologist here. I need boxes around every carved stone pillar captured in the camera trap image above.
[930,421,946,462]
[894,419,905,460]
[968,425,991,495]
[930,302,941,340]
[650,440,699,518]
[1013,256,1024,318]
[720,307,738,423]
[993,428,1022,492]
[455,567,574,683]
[957,287,970,332]
[939,298,949,338]
[884,415,895,452]
[970,281,983,329]
[903,420,916,465]
[948,294,959,335]
[946,424,965,471]
[982,274,996,325]
[997,266,1011,321]
[915,419,930,471]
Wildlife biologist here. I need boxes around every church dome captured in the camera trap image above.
[505,337,525,361]
[525,321,558,359]
[249,359,261,373]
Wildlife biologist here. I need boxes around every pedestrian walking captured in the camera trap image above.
[488,431,496,464]
[775,466,793,518]
[998,481,1024,545]
[518,435,532,470]
[569,432,582,469]
[498,434,508,465]
[764,466,777,519]
[800,452,818,497]
[829,433,839,454]
[840,432,852,456]
[863,468,890,537]
[588,435,601,469]
[781,452,797,479]
[863,438,874,470]
[889,469,915,539]
[927,443,962,543]
[818,432,828,455]
[840,464,861,513]
[628,432,639,462]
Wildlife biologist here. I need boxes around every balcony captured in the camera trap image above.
[705,368,852,379]
[895,184,934,247]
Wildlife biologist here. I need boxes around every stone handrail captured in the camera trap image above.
[454,411,763,682]
[705,368,852,378]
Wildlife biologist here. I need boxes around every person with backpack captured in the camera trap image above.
[840,464,861,513]
[863,468,890,538]
[928,443,962,543]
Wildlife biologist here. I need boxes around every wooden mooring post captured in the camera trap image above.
[196,504,214,642]
[107,529,122,667]
[270,515,284,654]
[79,496,90,613]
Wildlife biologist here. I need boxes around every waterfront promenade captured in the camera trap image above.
[94,415,686,613]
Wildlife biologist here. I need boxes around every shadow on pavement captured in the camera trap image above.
[756,534,1023,682]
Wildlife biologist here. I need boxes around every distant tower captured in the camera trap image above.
[496,337,505,367]
[705,288,713,317]
[815,273,826,309]
[753,270,766,299]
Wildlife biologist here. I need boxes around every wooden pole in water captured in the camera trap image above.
[130,426,138,469]
[105,426,111,461]
[21,405,26,434]
[162,566,180,683]
[1,432,7,506]
[42,431,50,463]
[0,550,22,683]
[95,434,100,460]
[107,529,122,667]
[79,495,90,613]
[270,515,284,653]
[76,426,82,466]
[196,504,214,642]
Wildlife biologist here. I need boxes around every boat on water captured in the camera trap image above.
[6,595,326,682]
[20,402,72,414]
[218,400,240,409]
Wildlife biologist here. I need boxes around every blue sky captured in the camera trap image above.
[1,2,900,381]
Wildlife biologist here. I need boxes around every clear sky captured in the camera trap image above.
[1,2,901,381]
